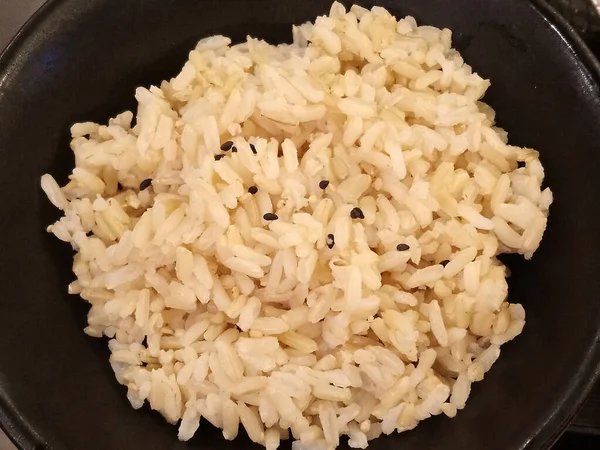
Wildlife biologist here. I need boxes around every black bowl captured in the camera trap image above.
[1,0,600,449]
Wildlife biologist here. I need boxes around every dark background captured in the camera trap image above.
[0,0,598,449]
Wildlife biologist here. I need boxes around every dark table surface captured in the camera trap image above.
[0,0,599,449]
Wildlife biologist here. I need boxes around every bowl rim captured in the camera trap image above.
[1,0,600,449]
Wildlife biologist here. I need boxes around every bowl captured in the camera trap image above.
[1,0,600,449]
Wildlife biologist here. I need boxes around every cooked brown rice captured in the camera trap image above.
[41,2,552,449]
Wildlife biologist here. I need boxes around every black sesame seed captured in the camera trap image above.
[250,143,257,154]
[396,243,410,252]
[517,161,526,168]
[319,180,330,189]
[86,231,93,237]
[214,154,225,161]
[139,178,152,191]
[327,233,335,249]
[248,186,258,195]
[263,213,279,221]
[220,141,234,151]
[232,146,238,153]
[117,182,124,191]
[440,259,450,267]
[350,207,365,219]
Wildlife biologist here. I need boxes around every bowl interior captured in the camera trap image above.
[1,0,600,449]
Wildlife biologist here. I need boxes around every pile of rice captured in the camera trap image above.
[41,2,552,449]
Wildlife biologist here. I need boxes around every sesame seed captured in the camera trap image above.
[117,182,123,191]
[248,186,258,195]
[326,234,335,249]
[263,213,278,221]
[250,143,257,154]
[517,161,526,168]
[220,141,234,151]
[214,154,225,161]
[350,207,365,219]
[396,243,410,251]
[231,146,238,153]
[440,260,450,267]
[319,180,330,189]
[139,178,152,191]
